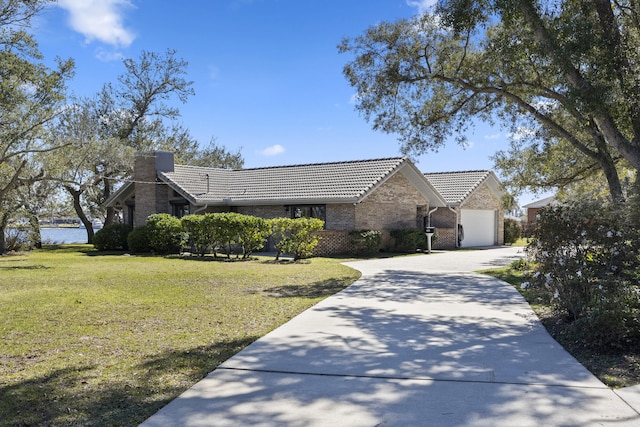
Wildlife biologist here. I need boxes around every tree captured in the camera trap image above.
[339,0,640,202]
[50,49,238,244]
[0,0,74,252]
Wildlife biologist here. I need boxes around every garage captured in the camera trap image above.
[460,209,496,247]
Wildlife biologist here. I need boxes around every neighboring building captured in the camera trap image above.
[424,170,505,248]
[521,196,557,236]
[522,196,557,224]
[105,152,506,254]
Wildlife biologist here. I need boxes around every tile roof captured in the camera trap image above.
[424,170,493,205]
[522,196,557,209]
[159,157,412,205]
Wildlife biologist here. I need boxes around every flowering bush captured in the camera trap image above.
[525,200,640,348]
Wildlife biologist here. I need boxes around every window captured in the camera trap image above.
[171,201,190,218]
[290,205,326,223]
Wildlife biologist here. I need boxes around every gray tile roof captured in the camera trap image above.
[160,157,413,205]
[424,170,493,205]
[522,196,556,209]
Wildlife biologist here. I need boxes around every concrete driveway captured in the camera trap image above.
[141,247,640,426]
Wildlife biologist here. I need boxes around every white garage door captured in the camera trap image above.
[461,209,496,247]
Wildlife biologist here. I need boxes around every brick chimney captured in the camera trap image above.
[133,151,174,227]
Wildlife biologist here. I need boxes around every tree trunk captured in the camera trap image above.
[65,186,94,244]
[28,213,42,249]
[105,206,116,226]
[103,177,117,226]
[0,211,8,254]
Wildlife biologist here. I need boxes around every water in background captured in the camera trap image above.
[41,227,92,244]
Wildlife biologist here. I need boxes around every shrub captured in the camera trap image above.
[93,224,132,251]
[4,228,31,252]
[270,217,324,261]
[145,214,185,254]
[390,228,430,252]
[234,214,270,259]
[127,226,150,253]
[503,218,522,245]
[207,212,244,258]
[182,213,270,259]
[525,199,640,349]
[181,214,212,256]
[348,230,382,255]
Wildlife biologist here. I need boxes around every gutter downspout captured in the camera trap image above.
[427,206,438,228]
[193,204,208,214]
[448,205,459,248]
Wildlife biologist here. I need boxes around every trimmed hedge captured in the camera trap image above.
[93,224,132,251]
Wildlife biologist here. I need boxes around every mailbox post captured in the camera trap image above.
[425,227,435,254]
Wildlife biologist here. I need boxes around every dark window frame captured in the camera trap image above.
[288,204,326,227]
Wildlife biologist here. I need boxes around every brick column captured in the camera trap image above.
[133,152,174,227]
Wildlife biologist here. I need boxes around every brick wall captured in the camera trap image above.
[433,227,456,249]
[355,173,429,231]
[313,230,353,256]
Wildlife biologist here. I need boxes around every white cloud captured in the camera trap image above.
[406,0,438,14]
[58,0,136,48]
[261,144,285,156]
[484,133,502,140]
[95,47,124,62]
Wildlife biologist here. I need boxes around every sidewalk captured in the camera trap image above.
[141,247,640,426]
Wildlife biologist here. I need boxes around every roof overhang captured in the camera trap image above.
[393,161,448,207]
[459,171,506,208]
[104,182,135,207]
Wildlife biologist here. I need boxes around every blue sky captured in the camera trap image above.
[34,0,542,205]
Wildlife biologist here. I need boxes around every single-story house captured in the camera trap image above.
[424,170,505,248]
[105,151,505,254]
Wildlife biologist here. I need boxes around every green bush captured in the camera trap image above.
[270,217,324,260]
[181,214,212,256]
[127,226,150,253]
[390,228,430,252]
[234,214,271,259]
[93,224,132,251]
[146,214,185,254]
[182,213,270,259]
[524,199,640,349]
[348,230,382,255]
[503,218,522,245]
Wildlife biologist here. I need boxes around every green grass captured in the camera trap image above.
[481,264,640,388]
[0,245,361,426]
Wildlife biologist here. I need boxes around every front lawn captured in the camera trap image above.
[0,245,360,426]
[481,263,640,388]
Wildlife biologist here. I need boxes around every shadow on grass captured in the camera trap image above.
[0,336,259,427]
[0,264,52,270]
[40,244,95,253]
[261,277,352,298]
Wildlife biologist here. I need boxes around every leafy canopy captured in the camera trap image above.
[339,0,640,201]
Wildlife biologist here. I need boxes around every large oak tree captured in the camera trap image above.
[339,0,640,202]
[0,0,74,253]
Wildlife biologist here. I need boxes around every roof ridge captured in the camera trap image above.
[236,156,407,172]
[172,164,234,172]
[424,169,490,175]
